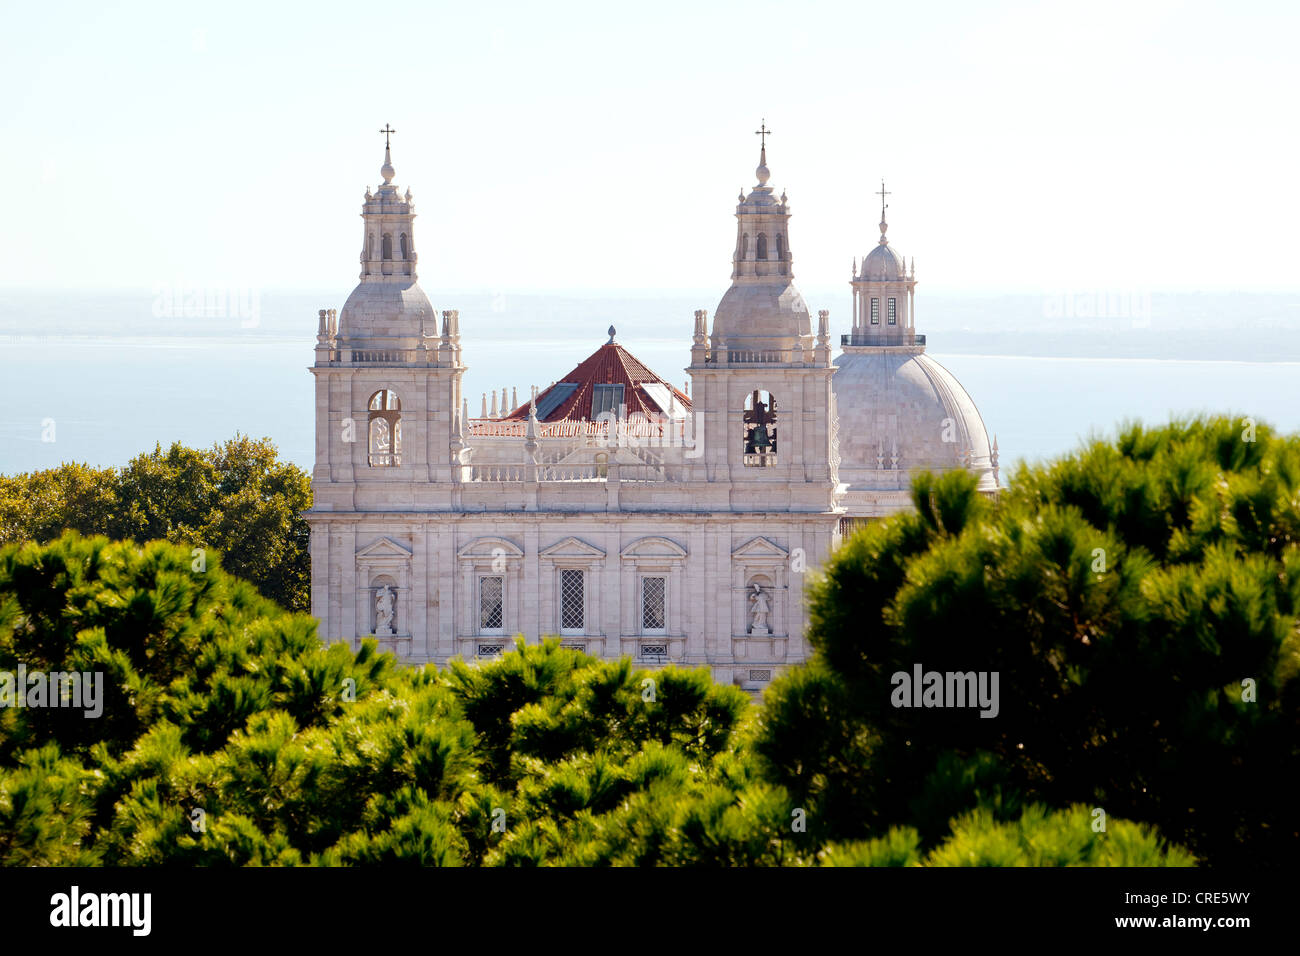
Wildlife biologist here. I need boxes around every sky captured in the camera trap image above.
[1,0,1297,299]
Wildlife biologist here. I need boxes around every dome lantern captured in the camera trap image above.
[708,122,812,354]
[848,180,917,346]
[833,179,999,507]
[334,128,436,350]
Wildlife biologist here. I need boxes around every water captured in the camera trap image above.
[4,291,1300,475]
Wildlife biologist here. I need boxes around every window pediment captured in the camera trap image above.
[356,537,413,560]
[539,536,606,561]
[457,536,524,560]
[731,536,788,560]
[621,536,687,562]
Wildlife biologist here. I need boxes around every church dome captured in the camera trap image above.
[833,348,996,494]
[338,279,435,344]
[711,280,812,348]
[861,241,905,281]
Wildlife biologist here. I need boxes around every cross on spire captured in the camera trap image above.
[379,124,397,149]
[754,119,772,150]
[877,179,891,220]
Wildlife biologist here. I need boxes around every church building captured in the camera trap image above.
[305,133,997,689]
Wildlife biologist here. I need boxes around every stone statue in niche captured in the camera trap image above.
[748,583,770,636]
[375,585,396,636]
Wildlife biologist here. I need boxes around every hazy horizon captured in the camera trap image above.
[5,288,1300,478]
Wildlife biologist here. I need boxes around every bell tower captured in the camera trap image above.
[686,126,839,512]
[309,132,468,520]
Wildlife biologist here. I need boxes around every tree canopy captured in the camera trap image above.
[756,416,1300,867]
[0,533,1192,866]
[0,435,310,611]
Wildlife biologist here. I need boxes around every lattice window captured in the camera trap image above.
[641,576,666,632]
[560,569,584,633]
[748,669,772,682]
[479,576,503,633]
[870,298,880,324]
[888,297,897,325]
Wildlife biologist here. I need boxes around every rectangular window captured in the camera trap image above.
[870,298,880,325]
[479,576,503,634]
[641,576,666,632]
[591,384,625,420]
[888,298,897,325]
[560,569,584,633]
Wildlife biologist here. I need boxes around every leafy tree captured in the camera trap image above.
[820,804,1196,867]
[0,462,117,543]
[0,533,1195,866]
[755,416,1300,866]
[0,435,310,610]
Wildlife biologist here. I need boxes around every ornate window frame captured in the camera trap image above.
[620,536,687,659]
[457,537,524,642]
[539,536,606,638]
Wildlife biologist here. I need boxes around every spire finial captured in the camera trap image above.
[754,119,772,186]
[877,179,892,243]
[379,124,397,184]
[607,325,616,344]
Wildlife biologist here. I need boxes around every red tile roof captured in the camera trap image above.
[502,341,691,422]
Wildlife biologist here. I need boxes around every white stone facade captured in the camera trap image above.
[305,142,996,689]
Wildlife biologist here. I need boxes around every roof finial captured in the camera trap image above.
[877,179,891,244]
[754,119,771,186]
[379,124,397,184]
[607,325,616,344]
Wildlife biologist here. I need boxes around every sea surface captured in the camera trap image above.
[3,290,1300,477]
